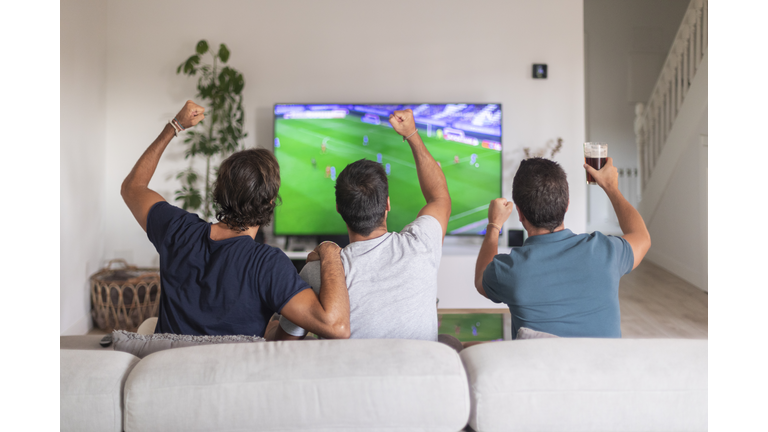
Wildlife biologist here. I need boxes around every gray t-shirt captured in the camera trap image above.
[279,215,443,341]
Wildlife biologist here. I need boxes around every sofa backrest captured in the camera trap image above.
[122,339,471,432]
[460,338,708,432]
[60,349,141,432]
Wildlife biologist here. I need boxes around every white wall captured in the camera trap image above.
[645,109,708,291]
[584,0,688,232]
[101,0,587,267]
[60,0,108,334]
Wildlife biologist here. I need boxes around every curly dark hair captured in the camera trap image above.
[213,149,281,232]
[512,157,569,232]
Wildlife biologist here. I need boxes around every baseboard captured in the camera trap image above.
[61,312,93,336]
[645,249,706,292]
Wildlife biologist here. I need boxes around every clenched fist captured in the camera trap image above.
[388,109,417,138]
[175,100,205,129]
[312,241,341,261]
[488,198,515,226]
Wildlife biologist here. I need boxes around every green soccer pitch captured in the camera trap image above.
[438,313,504,342]
[273,115,502,235]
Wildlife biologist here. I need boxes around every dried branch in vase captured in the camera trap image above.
[523,137,563,160]
[551,138,563,158]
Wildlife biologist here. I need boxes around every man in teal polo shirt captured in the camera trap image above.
[474,157,651,338]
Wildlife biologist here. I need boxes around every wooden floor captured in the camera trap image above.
[87,261,707,339]
[618,260,708,339]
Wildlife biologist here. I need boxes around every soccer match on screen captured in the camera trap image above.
[273,103,502,236]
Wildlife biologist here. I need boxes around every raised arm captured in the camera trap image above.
[584,157,651,269]
[277,242,350,339]
[121,101,205,231]
[474,198,515,297]
[388,109,451,239]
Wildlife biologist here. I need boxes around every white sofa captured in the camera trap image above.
[60,336,707,432]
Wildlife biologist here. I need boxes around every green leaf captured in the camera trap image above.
[183,55,200,75]
[233,73,244,94]
[196,40,209,55]
[218,44,230,63]
[175,185,203,211]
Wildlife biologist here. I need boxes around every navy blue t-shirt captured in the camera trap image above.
[483,229,634,339]
[147,201,309,336]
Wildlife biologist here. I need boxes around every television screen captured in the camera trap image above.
[273,103,502,236]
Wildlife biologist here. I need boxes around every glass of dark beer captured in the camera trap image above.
[583,142,607,185]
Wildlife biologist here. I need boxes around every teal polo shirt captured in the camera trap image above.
[482,229,634,339]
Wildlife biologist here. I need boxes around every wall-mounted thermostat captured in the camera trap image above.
[532,64,547,79]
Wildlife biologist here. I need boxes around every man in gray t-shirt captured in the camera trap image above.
[282,215,442,340]
[276,108,451,341]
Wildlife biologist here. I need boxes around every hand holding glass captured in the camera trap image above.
[583,143,607,185]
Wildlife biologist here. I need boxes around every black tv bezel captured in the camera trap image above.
[271,102,503,237]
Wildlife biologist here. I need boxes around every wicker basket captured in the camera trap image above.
[90,259,161,332]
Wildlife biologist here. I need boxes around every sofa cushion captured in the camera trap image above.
[460,338,707,432]
[60,349,141,432]
[516,327,558,339]
[123,339,470,432]
[111,329,264,359]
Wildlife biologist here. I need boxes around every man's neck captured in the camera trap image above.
[210,223,260,241]
[348,225,388,244]
[525,223,565,238]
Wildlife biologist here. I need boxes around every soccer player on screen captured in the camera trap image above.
[275,109,463,351]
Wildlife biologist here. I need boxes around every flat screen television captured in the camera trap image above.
[273,103,502,236]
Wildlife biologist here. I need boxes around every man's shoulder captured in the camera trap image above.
[251,242,291,261]
[400,214,441,233]
[392,215,442,246]
[582,231,630,250]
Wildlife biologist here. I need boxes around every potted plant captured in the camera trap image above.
[175,40,247,220]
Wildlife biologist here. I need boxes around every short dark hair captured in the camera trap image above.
[213,149,281,232]
[512,158,569,232]
[335,159,388,236]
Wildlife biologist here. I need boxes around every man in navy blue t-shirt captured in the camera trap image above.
[474,157,651,339]
[120,100,350,338]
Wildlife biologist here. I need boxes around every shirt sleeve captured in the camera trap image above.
[146,201,189,250]
[262,250,312,315]
[278,261,322,337]
[607,235,635,276]
[481,257,505,304]
[399,215,444,265]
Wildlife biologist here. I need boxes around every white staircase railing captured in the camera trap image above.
[635,0,707,190]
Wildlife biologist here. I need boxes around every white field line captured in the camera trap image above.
[449,204,489,222]
[449,218,490,234]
